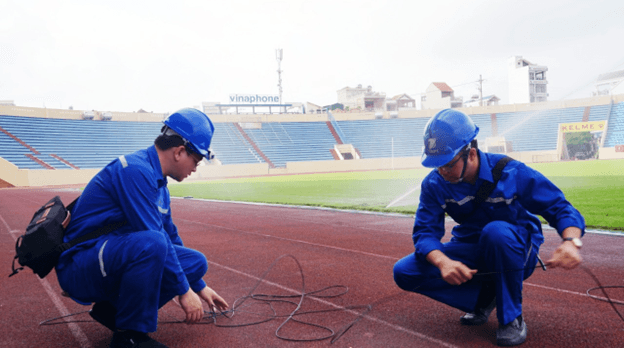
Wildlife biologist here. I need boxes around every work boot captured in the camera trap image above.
[496,315,527,346]
[109,330,168,348]
[460,296,496,325]
[89,301,117,332]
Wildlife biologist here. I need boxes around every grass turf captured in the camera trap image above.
[169,159,624,231]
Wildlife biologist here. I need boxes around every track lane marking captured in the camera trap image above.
[0,212,92,348]
[182,218,603,301]
[208,259,460,348]
[178,218,398,260]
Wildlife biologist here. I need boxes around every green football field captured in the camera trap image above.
[169,159,624,231]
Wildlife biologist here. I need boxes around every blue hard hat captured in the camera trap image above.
[421,109,479,168]
[163,108,215,158]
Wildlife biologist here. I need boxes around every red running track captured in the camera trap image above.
[1,187,623,348]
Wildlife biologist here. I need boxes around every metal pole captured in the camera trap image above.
[276,49,283,113]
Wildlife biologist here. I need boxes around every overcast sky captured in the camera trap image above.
[1,0,624,113]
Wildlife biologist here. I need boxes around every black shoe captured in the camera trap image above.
[496,315,527,346]
[460,296,496,325]
[109,330,168,348]
[90,301,117,332]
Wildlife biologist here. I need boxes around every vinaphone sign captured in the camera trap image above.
[229,94,280,104]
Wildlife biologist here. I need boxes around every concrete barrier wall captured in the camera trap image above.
[185,162,270,181]
[599,147,624,160]
[284,157,421,174]
[4,93,623,124]
[0,157,100,187]
[0,157,28,186]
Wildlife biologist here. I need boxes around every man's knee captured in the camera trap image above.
[393,262,410,291]
[480,221,516,247]
[132,231,168,262]
[393,257,427,292]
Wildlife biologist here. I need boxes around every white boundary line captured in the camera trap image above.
[175,196,623,236]
[208,259,460,348]
[181,217,607,302]
[0,213,92,348]
[178,218,399,261]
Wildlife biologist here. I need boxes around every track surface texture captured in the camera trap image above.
[1,187,623,348]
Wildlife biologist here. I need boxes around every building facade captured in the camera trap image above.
[337,84,386,111]
[508,56,549,104]
[421,82,463,110]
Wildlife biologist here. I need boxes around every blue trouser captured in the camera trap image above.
[393,221,539,325]
[57,230,208,332]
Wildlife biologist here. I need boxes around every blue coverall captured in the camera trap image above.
[393,150,585,325]
[56,145,209,333]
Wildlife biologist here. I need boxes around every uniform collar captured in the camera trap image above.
[477,149,494,183]
[147,145,167,188]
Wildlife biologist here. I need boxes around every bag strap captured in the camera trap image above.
[9,236,24,277]
[59,195,127,251]
[56,220,128,253]
[455,156,513,223]
[471,156,513,212]
[66,196,79,212]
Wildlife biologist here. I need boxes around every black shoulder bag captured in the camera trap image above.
[9,196,127,279]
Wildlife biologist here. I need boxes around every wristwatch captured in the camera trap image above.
[562,237,583,249]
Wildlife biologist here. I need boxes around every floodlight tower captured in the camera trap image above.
[276,48,283,112]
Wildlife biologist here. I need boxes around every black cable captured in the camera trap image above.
[582,265,624,322]
[39,255,623,344]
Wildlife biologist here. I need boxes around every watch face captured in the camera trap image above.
[572,238,583,248]
[565,237,582,248]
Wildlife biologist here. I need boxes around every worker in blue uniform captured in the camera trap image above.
[56,108,228,348]
[393,109,585,346]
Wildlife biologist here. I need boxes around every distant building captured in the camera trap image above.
[306,102,322,113]
[337,84,386,111]
[386,94,416,111]
[463,95,500,107]
[508,56,548,104]
[421,82,463,110]
[594,70,624,96]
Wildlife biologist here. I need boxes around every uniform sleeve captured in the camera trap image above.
[514,163,585,236]
[412,177,447,261]
[162,188,184,246]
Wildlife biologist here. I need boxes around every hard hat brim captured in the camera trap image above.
[421,150,457,168]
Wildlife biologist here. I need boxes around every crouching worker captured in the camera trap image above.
[393,109,585,346]
[56,108,228,348]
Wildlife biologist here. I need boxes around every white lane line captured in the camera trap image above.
[0,212,92,348]
[524,282,587,297]
[209,259,460,348]
[178,218,398,260]
[187,218,605,302]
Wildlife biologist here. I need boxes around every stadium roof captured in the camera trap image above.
[597,70,624,82]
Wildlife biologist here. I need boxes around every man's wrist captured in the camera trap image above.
[562,237,583,249]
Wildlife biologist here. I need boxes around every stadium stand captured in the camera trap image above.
[0,116,266,169]
[337,118,430,159]
[604,102,624,147]
[211,123,264,165]
[0,100,621,172]
[243,122,336,167]
[495,107,587,152]
[0,115,160,169]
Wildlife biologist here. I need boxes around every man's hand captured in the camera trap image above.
[178,288,204,324]
[427,250,477,286]
[439,259,478,285]
[545,242,582,270]
[545,226,582,270]
[198,286,229,312]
